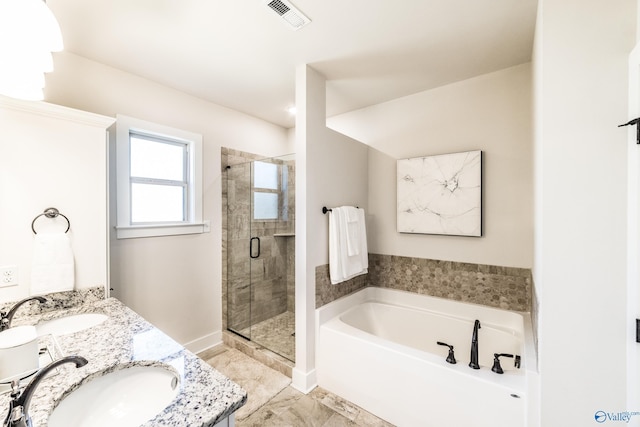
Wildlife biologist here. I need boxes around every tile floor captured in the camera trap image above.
[238,311,295,362]
[202,346,394,427]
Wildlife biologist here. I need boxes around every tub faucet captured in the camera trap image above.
[3,355,88,427]
[469,319,481,369]
[0,297,46,332]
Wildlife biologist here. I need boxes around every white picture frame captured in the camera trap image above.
[397,150,482,236]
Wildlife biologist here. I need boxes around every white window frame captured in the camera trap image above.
[252,160,280,221]
[114,114,206,239]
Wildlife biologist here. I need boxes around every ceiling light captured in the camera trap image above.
[0,0,64,101]
[287,106,297,115]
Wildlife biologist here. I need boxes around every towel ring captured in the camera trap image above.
[31,207,70,234]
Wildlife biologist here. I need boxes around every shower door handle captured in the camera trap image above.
[250,237,260,259]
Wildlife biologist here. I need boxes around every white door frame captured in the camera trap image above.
[626,41,640,410]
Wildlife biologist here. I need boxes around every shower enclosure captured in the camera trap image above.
[226,154,295,361]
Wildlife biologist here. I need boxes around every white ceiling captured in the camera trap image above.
[48,0,537,129]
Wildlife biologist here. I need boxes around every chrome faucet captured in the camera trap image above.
[0,297,46,332]
[469,319,481,369]
[3,355,88,427]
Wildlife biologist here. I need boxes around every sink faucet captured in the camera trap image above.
[0,297,46,332]
[3,355,88,427]
[469,319,481,369]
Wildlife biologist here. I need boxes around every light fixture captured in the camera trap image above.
[0,0,64,101]
[287,106,297,115]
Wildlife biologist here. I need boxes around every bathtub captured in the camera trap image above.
[316,287,538,427]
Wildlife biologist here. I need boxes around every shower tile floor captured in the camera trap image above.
[202,346,394,427]
[239,311,295,361]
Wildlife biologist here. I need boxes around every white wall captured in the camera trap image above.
[0,98,113,303]
[534,1,635,425]
[294,65,369,392]
[328,64,533,268]
[43,52,291,350]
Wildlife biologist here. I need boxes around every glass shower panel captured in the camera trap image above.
[226,154,295,362]
[226,161,252,339]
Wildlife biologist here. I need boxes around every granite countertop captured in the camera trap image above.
[0,297,247,427]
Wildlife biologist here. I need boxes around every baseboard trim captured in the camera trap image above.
[291,367,317,394]
[184,330,223,354]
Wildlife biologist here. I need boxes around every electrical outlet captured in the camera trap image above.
[0,265,18,287]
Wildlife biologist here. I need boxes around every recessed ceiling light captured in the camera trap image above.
[287,106,297,115]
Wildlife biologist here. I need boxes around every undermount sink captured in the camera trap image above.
[47,365,180,427]
[35,313,108,336]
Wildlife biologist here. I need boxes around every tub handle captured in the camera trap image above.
[436,342,457,364]
[491,353,514,374]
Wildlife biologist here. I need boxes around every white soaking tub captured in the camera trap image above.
[315,287,538,427]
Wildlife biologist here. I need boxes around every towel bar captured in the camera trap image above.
[322,206,359,214]
[31,207,70,234]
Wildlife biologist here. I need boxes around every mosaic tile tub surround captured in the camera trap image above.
[316,254,532,312]
[315,265,367,308]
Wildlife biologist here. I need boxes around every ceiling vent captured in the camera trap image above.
[265,0,311,30]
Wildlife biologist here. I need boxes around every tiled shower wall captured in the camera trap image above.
[316,253,532,312]
[286,236,295,312]
[222,147,295,331]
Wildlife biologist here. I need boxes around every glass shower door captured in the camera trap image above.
[227,154,295,361]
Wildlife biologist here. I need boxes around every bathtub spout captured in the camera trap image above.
[469,320,481,369]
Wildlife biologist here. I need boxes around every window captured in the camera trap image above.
[113,115,206,239]
[252,160,288,221]
[130,134,188,223]
[253,161,279,220]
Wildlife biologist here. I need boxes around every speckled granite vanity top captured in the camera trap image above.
[0,297,247,426]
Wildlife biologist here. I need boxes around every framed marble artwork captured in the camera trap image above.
[397,150,482,236]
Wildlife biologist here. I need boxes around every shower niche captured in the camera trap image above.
[224,150,295,362]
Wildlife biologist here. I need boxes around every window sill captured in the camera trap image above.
[115,221,210,239]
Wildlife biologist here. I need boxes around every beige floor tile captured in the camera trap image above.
[276,395,336,427]
[322,413,358,426]
[315,389,360,421]
[236,407,280,427]
[353,408,396,427]
[205,347,290,420]
[260,386,305,416]
[196,345,226,361]
[206,346,393,427]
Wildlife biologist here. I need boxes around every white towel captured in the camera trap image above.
[329,206,368,284]
[31,233,75,295]
[344,206,360,256]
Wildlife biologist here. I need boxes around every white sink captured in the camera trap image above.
[48,365,180,427]
[35,313,108,336]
